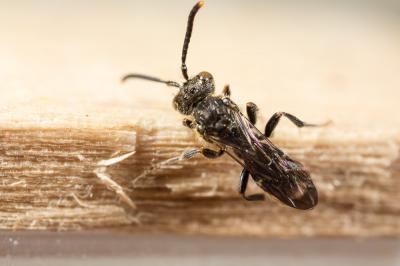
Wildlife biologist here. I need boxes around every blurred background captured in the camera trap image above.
[1,0,400,127]
[0,0,399,265]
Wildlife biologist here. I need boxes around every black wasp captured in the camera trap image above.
[122,1,324,210]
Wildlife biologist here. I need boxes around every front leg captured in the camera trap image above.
[181,118,224,159]
[183,118,195,129]
[222,84,231,97]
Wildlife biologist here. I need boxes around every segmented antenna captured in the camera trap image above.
[121,73,181,88]
[181,1,204,81]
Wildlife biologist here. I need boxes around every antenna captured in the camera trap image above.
[121,73,181,88]
[181,1,204,81]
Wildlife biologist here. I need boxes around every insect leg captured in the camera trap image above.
[239,169,265,201]
[182,148,224,160]
[182,118,195,129]
[234,100,269,201]
[264,112,329,137]
[202,148,224,159]
[181,1,204,80]
[246,102,259,125]
[222,85,231,97]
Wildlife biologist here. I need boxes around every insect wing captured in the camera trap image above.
[228,111,318,210]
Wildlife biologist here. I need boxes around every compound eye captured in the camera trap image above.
[198,71,213,81]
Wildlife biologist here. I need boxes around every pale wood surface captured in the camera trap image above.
[0,1,399,237]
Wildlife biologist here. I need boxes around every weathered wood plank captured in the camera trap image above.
[1,115,399,236]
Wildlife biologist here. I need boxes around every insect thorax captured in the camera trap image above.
[193,96,240,140]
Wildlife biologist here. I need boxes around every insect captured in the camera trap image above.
[122,1,324,210]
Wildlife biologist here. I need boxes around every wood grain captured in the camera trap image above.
[0,114,399,236]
